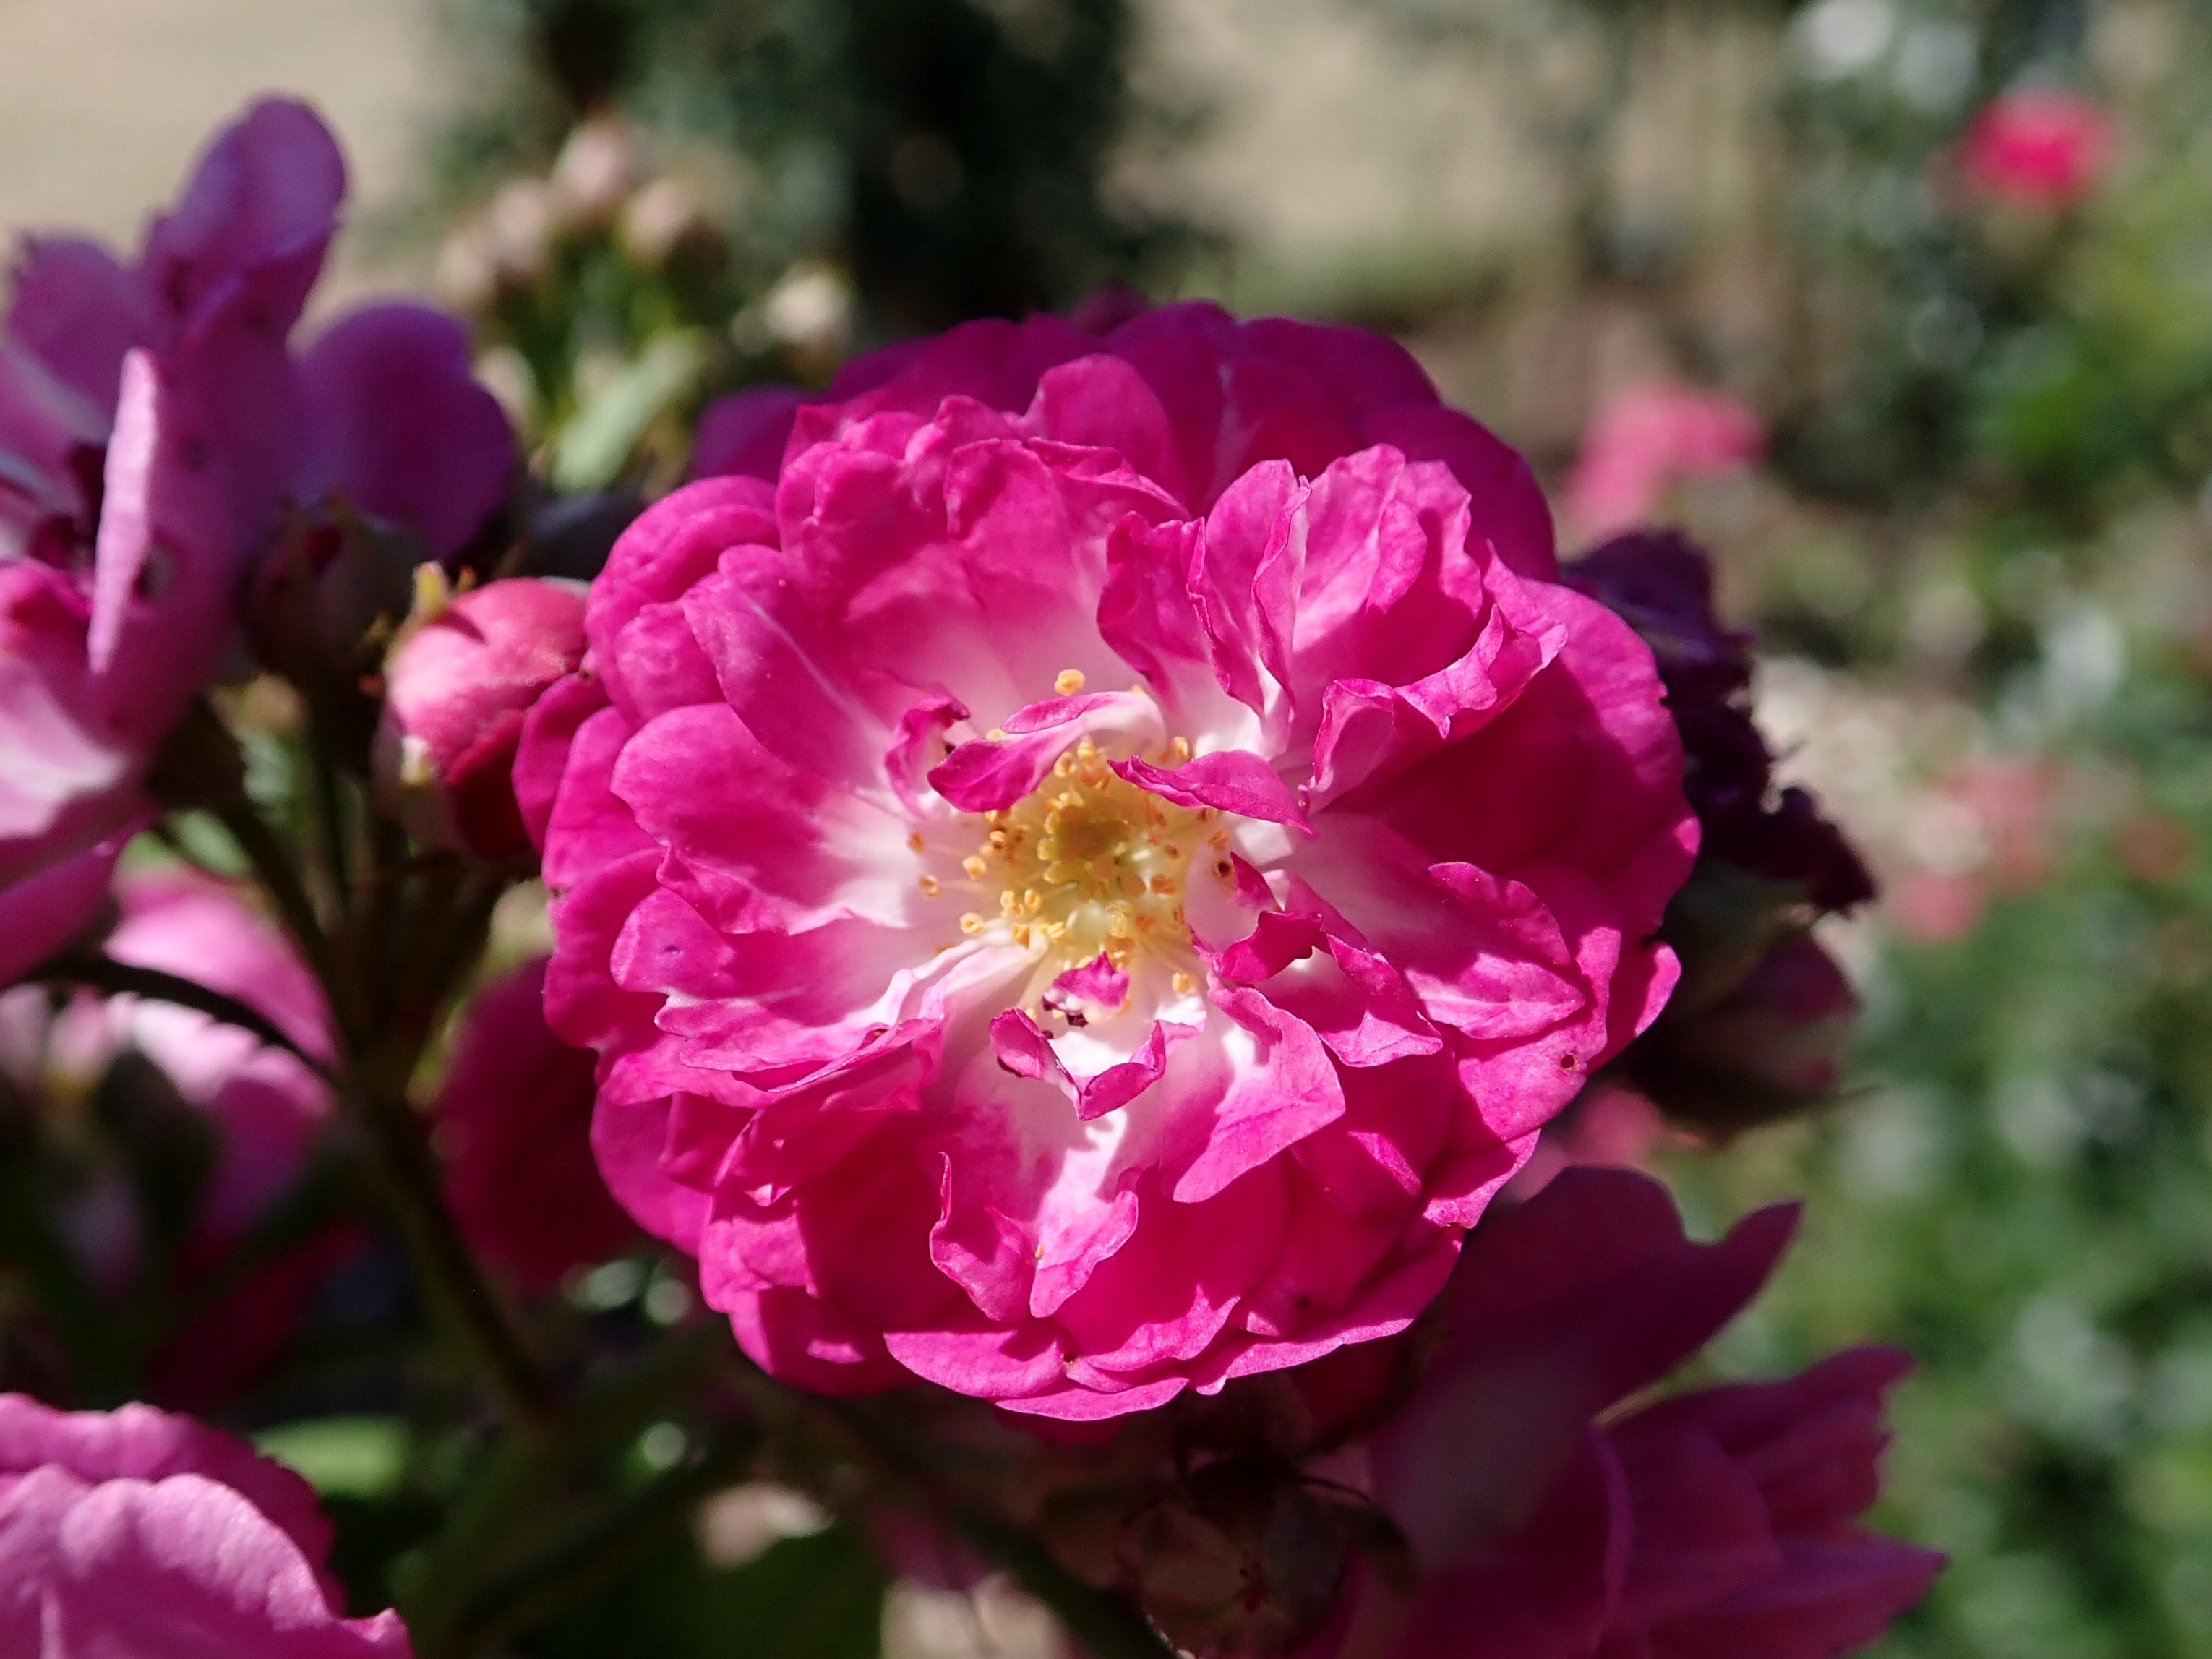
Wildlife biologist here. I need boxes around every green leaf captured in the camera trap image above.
[256,1417,411,1500]
[550,330,708,492]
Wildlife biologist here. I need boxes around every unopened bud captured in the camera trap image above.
[373,578,587,859]
[1621,929,1861,1135]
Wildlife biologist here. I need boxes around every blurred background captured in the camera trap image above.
[7,0,2212,1652]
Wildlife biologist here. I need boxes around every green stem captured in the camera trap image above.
[212,777,554,1434]
[405,1326,729,1639]
[306,725,353,927]
[340,1063,558,1433]
[432,1422,762,1658]
[212,794,338,992]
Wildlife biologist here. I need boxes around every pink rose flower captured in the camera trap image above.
[375,578,588,858]
[1564,386,1764,542]
[0,99,513,976]
[0,1394,411,1655]
[522,304,1697,1418]
[435,956,638,1290]
[1337,1168,1939,1659]
[1960,90,2114,210]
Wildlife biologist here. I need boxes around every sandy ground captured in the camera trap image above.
[0,0,454,284]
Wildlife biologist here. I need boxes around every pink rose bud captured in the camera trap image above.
[375,576,586,859]
[435,956,638,1291]
[1621,930,1862,1136]
[1960,90,2114,210]
[0,1394,413,1654]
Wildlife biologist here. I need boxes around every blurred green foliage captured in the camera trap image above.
[1678,624,2212,1656]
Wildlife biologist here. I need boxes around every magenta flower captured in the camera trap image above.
[0,98,513,976]
[375,578,588,859]
[1960,90,2114,210]
[1341,1168,1939,1659]
[436,956,638,1290]
[522,304,1697,1418]
[1564,385,1763,542]
[0,1394,411,1655]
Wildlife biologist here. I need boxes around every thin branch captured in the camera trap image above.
[210,793,338,993]
[35,953,333,1080]
[201,740,554,1434]
[405,1326,730,1643]
[338,1063,559,1435]
[306,726,354,928]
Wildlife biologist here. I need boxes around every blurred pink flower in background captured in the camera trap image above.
[375,578,588,859]
[0,98,514,982]
[436,956,638,1291]
[525,304,1696,1419]
[0,1394,411,1655]
[1564,385,1764,542]
[1891,757,2059,943]
[1960,90,2114,210]
[1332,1167,1940,1659]
[0,100,343,923]
[93,869,334,1235]
[7,866,351,1407]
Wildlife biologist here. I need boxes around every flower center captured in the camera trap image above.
[946,734,1213,993]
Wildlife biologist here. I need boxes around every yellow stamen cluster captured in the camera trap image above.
[924,721,1209,987]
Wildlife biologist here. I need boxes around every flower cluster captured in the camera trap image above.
[0,95,1934,1658]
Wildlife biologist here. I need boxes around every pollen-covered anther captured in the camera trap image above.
[1055,668,1087,694]
[949,727,1210,976]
